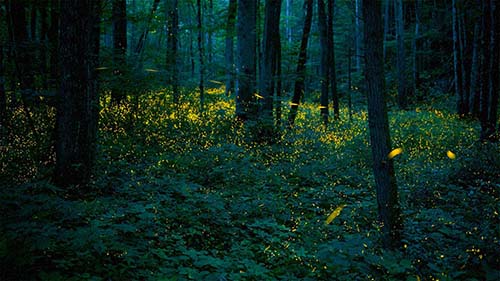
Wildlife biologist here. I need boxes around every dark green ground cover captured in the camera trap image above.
[1,89,499,280]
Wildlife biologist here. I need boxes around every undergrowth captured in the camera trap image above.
[1,87,499,280]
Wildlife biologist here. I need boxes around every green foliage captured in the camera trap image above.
[1,88,498,280]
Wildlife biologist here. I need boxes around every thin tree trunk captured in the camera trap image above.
[134,0,160,55]
[276,39,283,125]
[318,0,329,127]
[327,0,338,120]
[225,0,237,96]
[39,1,49,90]
[197,0,205,113]
[287,0,313,127]
[469,18,480,117]
[49,0,59,89]
[453,0,465,115]
[363,0,402,249]
[112,0,127,103]
[383,0,391,61]
[0,45,5,126]
[355,0,361,71]
[166,0,179,104]
[286,0,293,43]
[485,0,499,140]
[395,0,407,109]
[412,0,420,100]
[9,0,34,97]
[348,44,352,121]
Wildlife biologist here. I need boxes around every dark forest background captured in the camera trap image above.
[0,0,499,280]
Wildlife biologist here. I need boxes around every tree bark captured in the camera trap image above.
[259,0,282,119]
[327,0,339,120]
[236,0,257,121]
[452,0,465,115]
[54,0,101,187]
[9,0,35,96]
[225,0,237,96]
[112,0,127,103]
[287,0,313,127]
[197,0,205,113]
[318,0,329,126]
[395,0,407,109]
[355,0,362,71]
[166,0,179,104]
[134,0,160,55]
[49,0,60,88]
[0,45,5,126]
[363,0,402,249]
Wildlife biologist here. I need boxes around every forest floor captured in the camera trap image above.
[1,87,499,280]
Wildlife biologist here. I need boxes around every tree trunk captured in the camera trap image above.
[327,0,339,120]
[479,0,491,139]
[287,0,313,127]
[39,1,49,90]
[134,0,160,55]
[469,18,481,117]
[197,0,205,113]
[259,0,282,119]
[112,0,127,103]
[383,0,391,61]
[363,0,402,249]
[236,0,257,121]
[452,0,465,115]
[49,0,59,89]
[395,0,407,109]
[412,0,420,100]
[166,0,179,104]
[489,0,499,138]
[0,45,5,126]
[286,0,293,43]
[355,0,362,71]
[318,0,329,126]
[54,0,101,187]
[9,0,35,97]
[225,0,237,96]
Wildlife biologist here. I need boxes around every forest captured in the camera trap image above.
[0,0,499,280]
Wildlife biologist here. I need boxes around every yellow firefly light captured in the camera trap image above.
[447,150,456,159]
[325,204,346,225]
[388,148,403,159]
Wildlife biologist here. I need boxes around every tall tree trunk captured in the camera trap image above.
[452,0,465,115]
[355,0,362,71]
[276,39,283,125]
[480,0,490,137]
[395,0,407,109]
[54,0,101,187]
[327,0,339,120]
[412,0,420,100]
[9,0,34,97]
[0,45,5,126]
[259,0,282,119]
[236,0,257,121]
[363,0,402,249]
[134,0,160,55]
[287,0,313,127]
[286,0,293,43]
[207,0,213,65]
[39,1,49,90]
[112,0,127,103]
[49,0,59,89]
[225,0,237,96]
[347,44,352,121]
[166,0,179,104]
[383,0,391,61]
[318,0,329,126]
[482,0,499,140]
[197,0,205,113]
[469,18,481,117]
